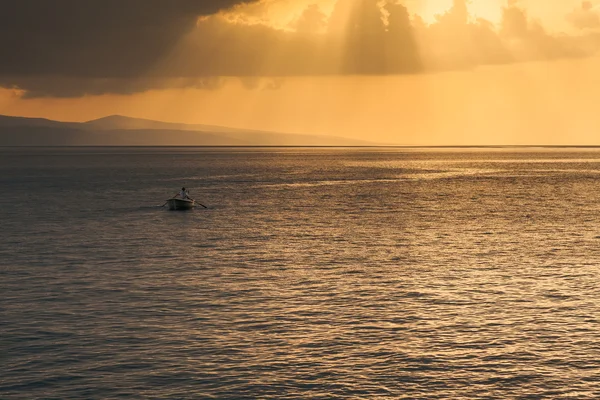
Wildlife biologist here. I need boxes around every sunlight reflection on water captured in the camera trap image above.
[2,148,600,399]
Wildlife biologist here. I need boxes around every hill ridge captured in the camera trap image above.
[0,114,378,146]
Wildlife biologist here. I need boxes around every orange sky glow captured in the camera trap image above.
[2,0,600,145]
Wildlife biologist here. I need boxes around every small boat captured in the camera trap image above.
[166,198,195,210]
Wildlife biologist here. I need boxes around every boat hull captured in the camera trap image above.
[166,198,195,210]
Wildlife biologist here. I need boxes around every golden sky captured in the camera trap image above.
[1,0,600,145]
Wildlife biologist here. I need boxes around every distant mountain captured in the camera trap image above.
[0,114,80,129]
[0,114,378,146]
[82,115,246,133]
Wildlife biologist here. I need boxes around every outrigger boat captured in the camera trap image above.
[165,198,195,210]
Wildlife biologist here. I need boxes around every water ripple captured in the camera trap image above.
[2,148,600,398]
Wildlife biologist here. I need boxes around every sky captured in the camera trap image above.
[1,0,600,145]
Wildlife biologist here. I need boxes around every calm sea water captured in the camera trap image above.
[2,147,600,399]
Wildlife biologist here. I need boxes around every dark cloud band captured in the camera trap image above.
[0,0,254,76]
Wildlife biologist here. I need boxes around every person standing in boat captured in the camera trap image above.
[177,187,190,199]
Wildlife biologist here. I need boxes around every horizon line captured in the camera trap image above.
[4,145,600,149]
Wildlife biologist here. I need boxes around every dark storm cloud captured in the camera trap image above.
[2,0,600,97]
[0,0,256,77]
[0,76,227,99]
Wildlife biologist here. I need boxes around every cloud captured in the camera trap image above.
[323,0,421,74]
[293,4,328,34]
[0,0,258,77]
[1,0,599,97]
[499,4,586,61]
[0,76,228,99]
[567,1,600,29]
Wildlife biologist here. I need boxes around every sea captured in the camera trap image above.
[2,146,600,399]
